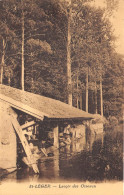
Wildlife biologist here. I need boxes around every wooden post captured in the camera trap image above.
[53,125,59,148]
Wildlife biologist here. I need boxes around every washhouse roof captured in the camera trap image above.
[0,84,94,120]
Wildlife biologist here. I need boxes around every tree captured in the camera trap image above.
[103,53,123,118]
[8,0,53,91]
[71,4,115,115]
[0,0,122,120]
[50,0,94,106]
[0,0,19,85]
[24,0,67,100]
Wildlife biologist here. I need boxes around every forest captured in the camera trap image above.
[0,0,123,120]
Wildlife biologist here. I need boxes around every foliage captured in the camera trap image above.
[0,0,123,118]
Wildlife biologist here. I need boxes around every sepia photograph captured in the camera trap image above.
[0,0,123,194]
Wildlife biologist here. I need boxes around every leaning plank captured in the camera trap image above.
[11,117,39,174]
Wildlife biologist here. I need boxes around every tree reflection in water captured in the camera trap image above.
[59,127,123,182]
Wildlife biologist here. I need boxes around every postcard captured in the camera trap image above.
[0,0,123,194]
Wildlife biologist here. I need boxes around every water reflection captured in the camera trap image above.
[38,149,60,180]
[59,132,105,181]
[59,129,123,182]
[1,127,123,182]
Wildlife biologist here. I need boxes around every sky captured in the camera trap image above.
[92,0,124,55]
[112,0,124,55]
[64,0,124,55]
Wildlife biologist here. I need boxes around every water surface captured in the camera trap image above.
[1,126,123,182]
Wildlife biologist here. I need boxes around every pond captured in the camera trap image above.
[0,125,123,183]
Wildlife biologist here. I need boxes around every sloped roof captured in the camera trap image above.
[0,84,94,120]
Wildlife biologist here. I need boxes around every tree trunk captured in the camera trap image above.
[21,8,24,91]
[86,66,89,112]
[76,70,79,108]
[31,77,34,92]
[8,73,11,86]
[0,38,5,84]
[67,3,72,106]
[80,92,82,110]
[94,81,97,114]
[100,79,103,116]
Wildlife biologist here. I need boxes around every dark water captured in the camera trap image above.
[1,126,123,182]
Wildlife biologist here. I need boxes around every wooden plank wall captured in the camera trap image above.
[0,104,17,172]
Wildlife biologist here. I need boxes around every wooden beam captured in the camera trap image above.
[53,125,59,148]
[21,120,35,129]
[0,93,48,120]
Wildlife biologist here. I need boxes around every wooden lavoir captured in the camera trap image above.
[0,85,101,174]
